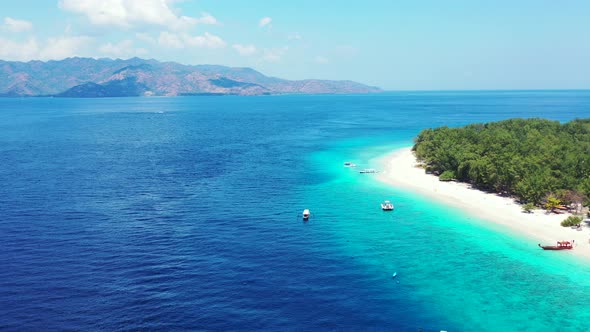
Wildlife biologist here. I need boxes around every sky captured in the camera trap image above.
[0,0,589,90]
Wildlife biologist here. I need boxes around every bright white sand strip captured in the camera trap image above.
[375,147,590,260]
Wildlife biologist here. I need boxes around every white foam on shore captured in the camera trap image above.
[374,147,590,260]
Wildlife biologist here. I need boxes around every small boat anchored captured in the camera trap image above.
[302,209,311,221]
[359,168,378,174]
[381,200,394,211]
[343,161,357,168]
[538,240,574,250]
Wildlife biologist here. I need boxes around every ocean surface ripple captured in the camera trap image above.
[2,92,590,331]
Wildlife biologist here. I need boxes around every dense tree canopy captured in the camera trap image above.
[413,118,590,206]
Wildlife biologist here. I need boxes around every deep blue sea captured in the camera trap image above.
[1,91,590,331]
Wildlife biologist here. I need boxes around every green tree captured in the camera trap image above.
[522,203,535,214]
[439,170,456,181]
[561,215,582,227]
[544,195,561,213]
[412,118,590,206]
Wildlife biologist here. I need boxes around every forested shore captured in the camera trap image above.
[413,118,590,208]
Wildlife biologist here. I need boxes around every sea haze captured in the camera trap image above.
[1,91,590,331]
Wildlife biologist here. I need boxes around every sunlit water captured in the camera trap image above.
[1,91,590,331]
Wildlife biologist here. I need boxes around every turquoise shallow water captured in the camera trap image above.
[310,136,590,331]
[1,91,590,331]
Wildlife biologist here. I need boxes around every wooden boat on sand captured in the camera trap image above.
[538,240,574,250]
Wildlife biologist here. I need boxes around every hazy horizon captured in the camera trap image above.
[1,0,589,90]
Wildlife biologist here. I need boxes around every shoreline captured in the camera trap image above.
[374,147,590,260]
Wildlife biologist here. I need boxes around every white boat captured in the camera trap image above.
[343,162,357,167]
[302,209,310,220]
[359,168,378,174]
[381,200,394,211]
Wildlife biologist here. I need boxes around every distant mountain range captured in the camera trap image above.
[0,57,382,97]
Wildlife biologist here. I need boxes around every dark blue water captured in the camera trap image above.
[1,92,590,331]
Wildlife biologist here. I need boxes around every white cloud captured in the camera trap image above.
[259,17,272,28]
[158,31,226,49]
[135,32,156,44]
[158,31,184,49]
[0,37,39,60]
[262,47,288,63]
[59,0,217,30]
[233,44,257,56]
[288,33,301,40]
[184,32,226,48]
[195,12,218,25]
[99,39,147,58]
[3,17,33,32]
[314,56,329,64]
[39,36,94,60]
[0,35,93,61]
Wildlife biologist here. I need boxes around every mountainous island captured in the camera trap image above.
[0,57,381,97]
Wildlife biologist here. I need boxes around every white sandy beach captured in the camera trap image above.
[375,147,590,260]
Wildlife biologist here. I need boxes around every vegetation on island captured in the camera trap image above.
[561,215,583,227]
[522,202,536,214]
[413,118,590,210]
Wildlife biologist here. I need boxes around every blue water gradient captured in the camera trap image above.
[1,91,590,331]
